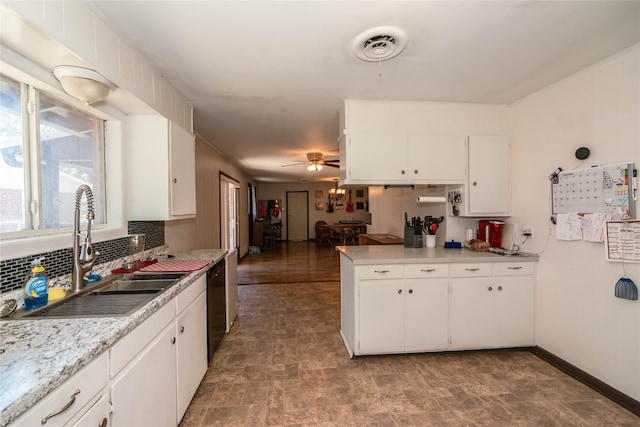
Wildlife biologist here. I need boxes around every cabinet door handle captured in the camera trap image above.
[401,170,406,175]
[180,326,185,333]
[488,286,493,291]
[171,337,176,344]
[473,181,477,186]
[173,178,178,183]
[508,266,523,270]
[374,270,390,274]
[498,286,503,291]
[414,170,418,174]
[99,417,108,427]
[397,289,403,294]
[408,289,413,294]
[41,389,80,424]
[465,268,480,272]
[420,269,436,273]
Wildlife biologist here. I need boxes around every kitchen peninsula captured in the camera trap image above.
[337,245,538,357]
[0,249,227,427]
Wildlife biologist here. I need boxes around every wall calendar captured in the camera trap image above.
[552,162,635,220]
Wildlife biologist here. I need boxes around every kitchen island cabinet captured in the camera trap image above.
[338,246,537,357]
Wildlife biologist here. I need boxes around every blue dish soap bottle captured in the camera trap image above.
[24,257,49,310]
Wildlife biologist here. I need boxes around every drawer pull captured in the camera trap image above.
[99,417,108,427]
[498,286,503,291]
[374,270,390,274]
[408,289,413,294]
[180,326,185,333]
[508,266,523,270]
[397,289,402,294]
[41,389,80,424]
[488,286,493,291]
[171,337,176,344]
[465,268,480,272]
[420,269,436,273]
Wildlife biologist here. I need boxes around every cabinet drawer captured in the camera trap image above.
[110,301,175,377]
[357,264,403,280]
[493,262,534,276]
[176,274,206,314]
[404,264,449,278]
[12,352,107,427]
[449,263,492,277]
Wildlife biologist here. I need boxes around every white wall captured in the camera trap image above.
[509,45,640,401]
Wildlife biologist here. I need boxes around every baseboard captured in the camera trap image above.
[531,346,640,417]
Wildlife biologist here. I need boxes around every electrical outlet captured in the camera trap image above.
[521,226,534,239]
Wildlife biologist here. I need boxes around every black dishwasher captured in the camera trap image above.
[207,260,226,359]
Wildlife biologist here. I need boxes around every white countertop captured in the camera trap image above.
[0,249,227,427]
[336,245,539,264]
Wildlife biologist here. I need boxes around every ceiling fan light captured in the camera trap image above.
[307,163,323,171]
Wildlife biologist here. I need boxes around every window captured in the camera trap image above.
[0,73,105,237]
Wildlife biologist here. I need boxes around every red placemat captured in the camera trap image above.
[138,259,211,272]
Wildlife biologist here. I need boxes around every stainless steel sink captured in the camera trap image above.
[7,272,187,319]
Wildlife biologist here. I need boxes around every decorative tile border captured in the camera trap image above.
[0,222,165,294]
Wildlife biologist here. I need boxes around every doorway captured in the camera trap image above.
[286,191,308,241]
[220,173,240,251]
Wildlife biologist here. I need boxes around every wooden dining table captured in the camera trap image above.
[318,223,367,244]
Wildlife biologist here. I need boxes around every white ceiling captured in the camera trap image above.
[88,1,640,183]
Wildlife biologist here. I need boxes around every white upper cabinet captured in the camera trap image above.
[338,99,508,186]
[340,133,466,185]
[126,116,196,220]
[467,135,510,215]
[447,135,511,217]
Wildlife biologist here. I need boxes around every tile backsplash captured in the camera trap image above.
[0,221,164,294]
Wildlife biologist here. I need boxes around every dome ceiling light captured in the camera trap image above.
[53,66,115,104]
[352,26,408,62]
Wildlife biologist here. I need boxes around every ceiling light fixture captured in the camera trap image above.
[53,66,115,104]
[352,26,408,62]
[307,163,323,171]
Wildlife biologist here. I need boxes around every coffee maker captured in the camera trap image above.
[477,220,506,248]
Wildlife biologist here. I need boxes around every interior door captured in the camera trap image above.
[220,174,240,250]
[286,191,308,241]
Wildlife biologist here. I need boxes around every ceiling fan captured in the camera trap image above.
[281,152,339,171]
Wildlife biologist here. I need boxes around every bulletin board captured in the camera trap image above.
[604,220,640,263]
[552,163,635,220]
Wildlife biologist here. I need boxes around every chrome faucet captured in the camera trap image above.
[71,185,97,291]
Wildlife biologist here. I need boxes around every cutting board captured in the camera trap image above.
[139,259,211,272]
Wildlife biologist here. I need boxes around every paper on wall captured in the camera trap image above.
[581,213,609,242]
[556,213,583,240]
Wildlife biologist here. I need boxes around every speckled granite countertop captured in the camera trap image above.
[0,249,227,427]
[337,245,539,264]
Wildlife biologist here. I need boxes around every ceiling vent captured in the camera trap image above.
[353,26,408,62]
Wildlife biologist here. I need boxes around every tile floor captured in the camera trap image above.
[179,280,639,426]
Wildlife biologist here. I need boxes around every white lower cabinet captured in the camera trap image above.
[357,264,449,355]
[359,278,405,354]
[450,262,534,349]
[176,281,208,422]
[70,390,110,427]
[11,353,108,427]
[342,260,535,356]
[110,305,177,426]
[109,275,208,427]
